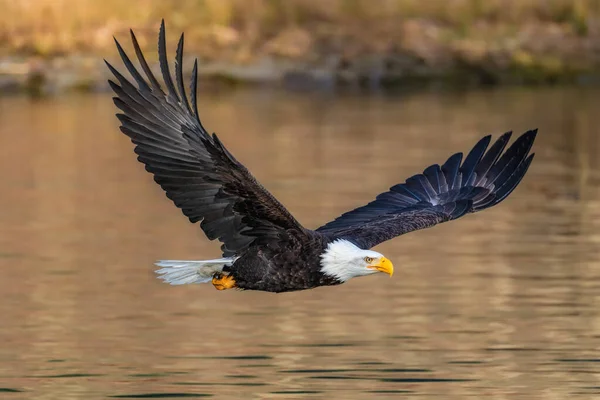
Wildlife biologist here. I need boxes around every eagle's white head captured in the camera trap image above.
[320,239,394,282]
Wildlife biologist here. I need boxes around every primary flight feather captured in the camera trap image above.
[107,21,537,293]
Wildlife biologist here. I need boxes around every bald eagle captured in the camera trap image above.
[106,22,537,293]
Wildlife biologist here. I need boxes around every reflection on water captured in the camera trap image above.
[1,87,600,399]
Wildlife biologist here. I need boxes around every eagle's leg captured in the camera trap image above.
[212,272,237,290]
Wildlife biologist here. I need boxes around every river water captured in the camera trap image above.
[1,87,599,399]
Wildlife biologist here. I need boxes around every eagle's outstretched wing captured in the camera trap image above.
[316,130,537,249]
[107,21,305,256]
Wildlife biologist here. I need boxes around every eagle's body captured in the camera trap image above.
[107,21,537,293]
[226,233,339,292]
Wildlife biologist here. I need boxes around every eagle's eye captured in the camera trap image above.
[364,256,374,263]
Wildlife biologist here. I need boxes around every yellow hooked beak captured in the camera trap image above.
[369,257,394,277]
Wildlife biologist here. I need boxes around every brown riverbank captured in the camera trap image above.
[2,0,600,94]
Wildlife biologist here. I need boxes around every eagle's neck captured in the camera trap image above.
[319,239,365,282]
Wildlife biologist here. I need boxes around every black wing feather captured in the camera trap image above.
[317,131,537,249]
[461,135,491,186]
[474,132,511,185]
[423,164,442,193]
[442,152,462,190]
[175,33,192,115]
[130,29,163,93]
[157,20,180,103]
[190,59,202,125]
[113,37,151,92]
[108,21,306,256]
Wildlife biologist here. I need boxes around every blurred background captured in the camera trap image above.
[1,1,600,399]
[2,0,600,92]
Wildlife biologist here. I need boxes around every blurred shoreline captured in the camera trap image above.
[2,0,600,95]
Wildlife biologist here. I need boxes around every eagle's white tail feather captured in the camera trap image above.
[154,258,236,285]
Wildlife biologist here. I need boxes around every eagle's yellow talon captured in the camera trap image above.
[212,273,237,290]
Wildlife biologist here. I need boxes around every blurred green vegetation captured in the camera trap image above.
[2,0,598,54]
[1,0,600,87]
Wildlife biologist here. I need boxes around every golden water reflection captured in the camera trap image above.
[1,87,599,398]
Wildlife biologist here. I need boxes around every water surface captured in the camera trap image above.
[1,87,600,399]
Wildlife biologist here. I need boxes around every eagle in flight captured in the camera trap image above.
[106,21,537,293]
